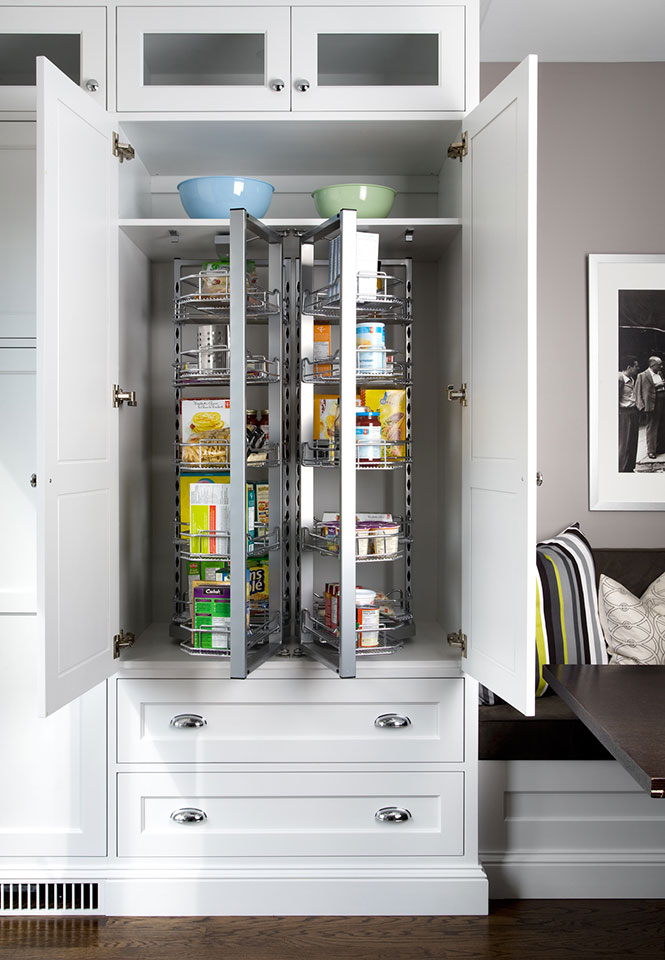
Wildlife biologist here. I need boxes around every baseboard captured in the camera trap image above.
[104,870,489,916]
[482,855,665,899]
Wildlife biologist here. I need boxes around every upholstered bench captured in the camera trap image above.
[478,547,665,761]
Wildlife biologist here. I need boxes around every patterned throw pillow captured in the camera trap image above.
[598,573,665,664]
[535,524,608,695]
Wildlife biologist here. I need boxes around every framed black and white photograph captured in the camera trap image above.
[589,254,665,510]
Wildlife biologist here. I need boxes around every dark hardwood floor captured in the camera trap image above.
[1,902,664,960]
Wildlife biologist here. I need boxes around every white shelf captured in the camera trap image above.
[117,621,463,679]
[120,218,461,261]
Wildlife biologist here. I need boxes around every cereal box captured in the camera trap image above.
[361,389,406,458]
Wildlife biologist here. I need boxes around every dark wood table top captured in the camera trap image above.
[542,664,665,798]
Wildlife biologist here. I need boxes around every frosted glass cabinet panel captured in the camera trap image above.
[0,8,106,111]
[116,7,291,111]
[292,6,466,111]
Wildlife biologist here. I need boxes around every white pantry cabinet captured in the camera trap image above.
[0,6,106,112]
[0,0,536,911]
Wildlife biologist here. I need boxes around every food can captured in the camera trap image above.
[356,322,386,373]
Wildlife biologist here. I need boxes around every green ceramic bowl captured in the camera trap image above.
[311,183,397,218]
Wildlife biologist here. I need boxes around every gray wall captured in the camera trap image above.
[482,62,665,548]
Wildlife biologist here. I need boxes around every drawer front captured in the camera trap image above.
[116,678,464,764]
[117,771,464,858]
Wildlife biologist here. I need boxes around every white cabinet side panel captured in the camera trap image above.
[0,616,106,857]
[37,58,119,716]
[461,56,537,715]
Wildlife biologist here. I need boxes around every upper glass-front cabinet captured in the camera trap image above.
[0,7,106,111]
[116,6,291,111]
[291,6,466,112]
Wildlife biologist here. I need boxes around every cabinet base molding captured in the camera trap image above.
[481,855,665,900]
[103,869,488,916]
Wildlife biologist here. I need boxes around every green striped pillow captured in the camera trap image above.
[535,524,607,696]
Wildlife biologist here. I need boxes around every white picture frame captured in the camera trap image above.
[589,253,665,510]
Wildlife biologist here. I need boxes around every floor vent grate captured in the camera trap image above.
[0,881,103,915]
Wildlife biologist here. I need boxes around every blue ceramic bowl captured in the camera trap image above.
[177,176,275,219]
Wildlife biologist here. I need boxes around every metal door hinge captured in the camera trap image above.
[447,383,467,407]
[447,630,467,655]
[113,132,135,163]
[113,384,137,408]
[447,131,468,162]
[113,630,135,659]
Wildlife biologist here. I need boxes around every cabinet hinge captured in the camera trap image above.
[113,132,135,163]
[447,630,467,656]
[447,131,468,162]
[113,630,135,659]
[447,383,467,407]
[113,384,137,408]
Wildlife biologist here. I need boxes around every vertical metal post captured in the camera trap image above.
[404,258,413,618]
[268,237,283,639]
[299,240,315,625]
[230,208,248,678]
[338,209,357,678]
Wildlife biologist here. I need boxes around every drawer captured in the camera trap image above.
[116,678,464,764]
[117,770,464,858]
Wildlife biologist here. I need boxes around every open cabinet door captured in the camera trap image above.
[461,56,537,716]
[36,57,119,716]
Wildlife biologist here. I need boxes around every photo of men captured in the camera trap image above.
[618,290,665,473]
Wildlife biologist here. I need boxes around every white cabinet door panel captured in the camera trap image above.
[116,678,465,764]
[37,57,119,717]
[0,7,106,112]
[0,617,106,857]
[117,771,464,858]
[116,7,291,112]
[461,56,537,716]
[291,6,465,112]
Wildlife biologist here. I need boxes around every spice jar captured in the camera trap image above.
[259,409,269,440]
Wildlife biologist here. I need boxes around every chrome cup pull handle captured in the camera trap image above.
[170,714,207,729]
[374,713,411,729]
[375,806,412,823]
[170,807,207,824]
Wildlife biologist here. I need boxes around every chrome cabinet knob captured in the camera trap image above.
[170,807,207,824]
[295,79,310,92]
[375,713,411,729]
[375,806,412,823]
[170,714,207,728]
[85,78,100,92]
[270,79,285,91]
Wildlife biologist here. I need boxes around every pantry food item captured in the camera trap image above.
[355,406,382,462]
[179,472,230,529]
[361,389,406,458]
[313,324,332,376]
[356,587,379,647]
[327,232,380,299]
[325,582,340,632]
[314,394,340,442]
[371,521,401,556]
[186,560,230,617]
[189,481,231,555]
[181,398,231,465]
[247,557,269,617]
[255,483,270,530]
[356,321,386,373]
[193,581,231,649]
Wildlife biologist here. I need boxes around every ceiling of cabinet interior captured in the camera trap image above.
[481,0,665,61]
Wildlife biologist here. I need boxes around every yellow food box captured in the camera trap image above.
[361,389,406,459]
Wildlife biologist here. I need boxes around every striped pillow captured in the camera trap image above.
[535,524,607,696]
